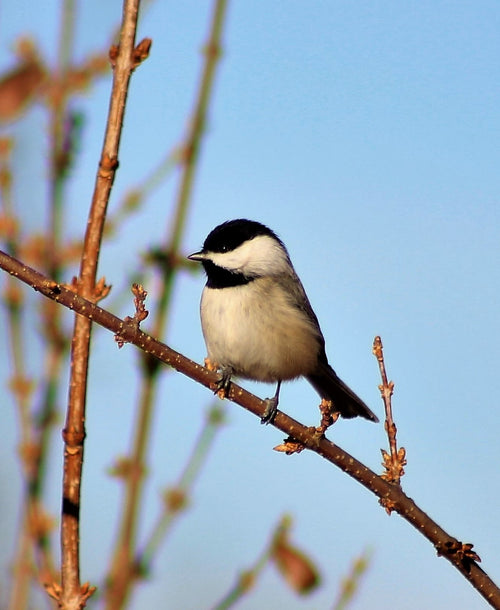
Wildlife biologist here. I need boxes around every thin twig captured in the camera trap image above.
[54,0,148,607]
[332,548,372,610]
[1,138,59,610]
[1,250,499,609]
[1,139,35,610]
[105,148,179,237]
[211,517,287,610]
[136,403,226,573]
[39,3,81,600]
[213,515,320,609]
[153,0,229,342]
[372,336,406,493]
[34,3,81,606]
[104,3,229,608]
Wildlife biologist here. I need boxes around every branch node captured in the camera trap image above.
[99,153,119,178]
[108,45,119,67]
[62,426,86,450]
[436,540,482,569]
[109,456,145,482]
[373,336,405,485]
[163,487,189,514]
[44,279,61,295]
[115,283,148,347]
[315,398,339,435]
[109,38,152,69]
[274,436,306,455]
[202,40,222,61]
[379,496,398,515]
[44,581,62,601]
[80,581,98,603]
[132,38,152,67]
[380,446,407,484]
[94,276,112,302]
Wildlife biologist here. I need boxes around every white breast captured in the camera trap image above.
[199,278,321,382]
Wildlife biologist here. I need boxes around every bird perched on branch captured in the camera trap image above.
[189,219,378,425]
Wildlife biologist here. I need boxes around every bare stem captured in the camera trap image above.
[332,548,372,610]
[153,0,229,341]
[373,336,406,488]
[1,138,59,609]
[57,0,147,607]
[212,518,283,610]
[104,2,229,608]
[1,143,35,610]
[213,515,320,609]
[137,404,226,572]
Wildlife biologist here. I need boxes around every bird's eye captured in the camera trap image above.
[221,245,228,252]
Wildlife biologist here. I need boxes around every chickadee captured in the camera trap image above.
[188,219,378,425]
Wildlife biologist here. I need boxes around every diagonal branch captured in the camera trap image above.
[1,249,499,610]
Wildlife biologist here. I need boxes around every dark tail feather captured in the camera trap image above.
[307,361,378,422]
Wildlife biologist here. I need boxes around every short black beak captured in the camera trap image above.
[187,251,205,262]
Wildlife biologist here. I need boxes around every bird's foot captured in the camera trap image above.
[260,381,282,425]
[261,396,278,425]
[213,366,233,399]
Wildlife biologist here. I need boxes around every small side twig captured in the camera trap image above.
[212,515,320,610]
[134,403,226,576]
[273,399,338,455]
[372,336,406,497]
[316,398,340,435]
[332,548,372,610]
[115,283,148,348]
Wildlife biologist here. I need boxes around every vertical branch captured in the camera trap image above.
[104,2,229,609]
[1,135,59,608]
[153,0,229,340]
[1,139,35,610]
[48,0,75,280]
[372,336,406,493]
[3,10,80,607]
[137,404,227,572]
[332,549,372,610]
[34,3,79,601]
[54,1,148,608]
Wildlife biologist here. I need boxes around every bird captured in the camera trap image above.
[188,219,378,425]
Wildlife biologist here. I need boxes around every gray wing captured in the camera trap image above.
[280,266,378,422]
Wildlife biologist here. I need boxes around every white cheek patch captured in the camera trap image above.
[209,248,249,271]
[207,235,290,275]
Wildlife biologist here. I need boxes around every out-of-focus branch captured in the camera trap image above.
[1,138,31,610]
[158,0,229,299]
[105,148,178,237]
[1,138,59,610]
[135,403,227,575]
[51,0,150,607]
[213,515,320,609]
[332,548,372,610]
[105,2,229,609]
[1,250,499,610]
[48,0,75,281]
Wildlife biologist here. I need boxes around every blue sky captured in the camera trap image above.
[1,2,500,609]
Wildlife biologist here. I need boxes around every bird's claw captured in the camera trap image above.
[214,366,232,398]
[260,396,278,425]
